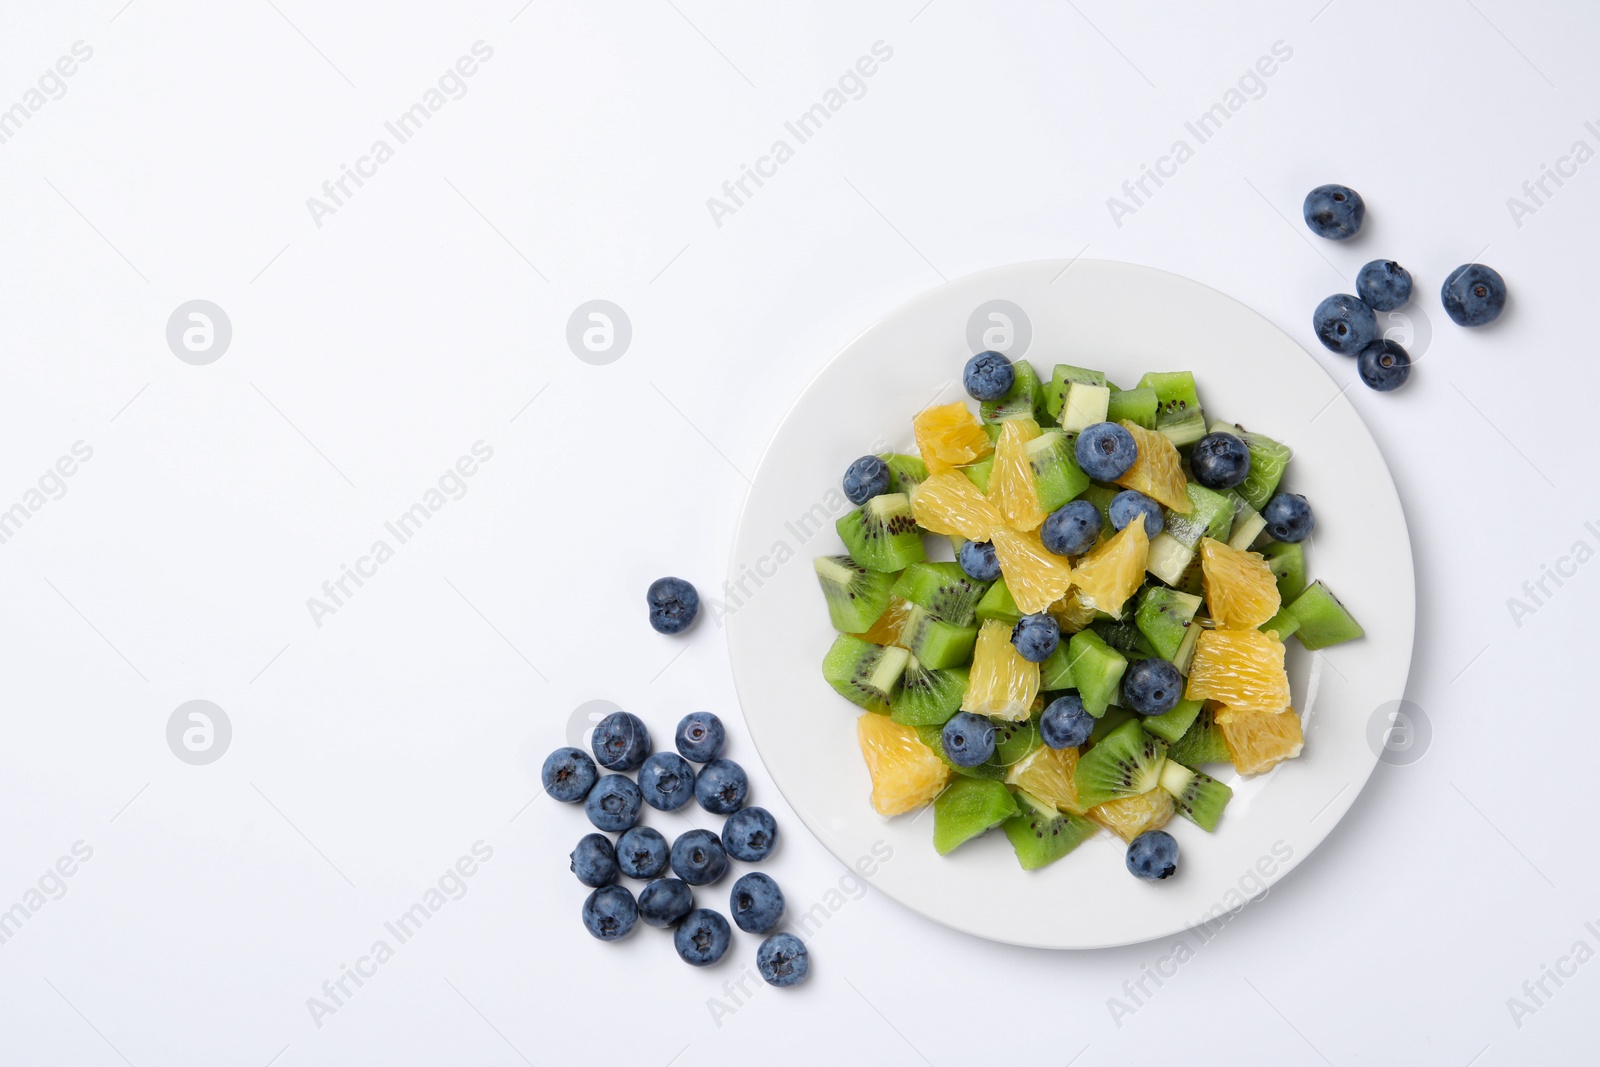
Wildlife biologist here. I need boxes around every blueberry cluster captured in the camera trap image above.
[543,710,810,988]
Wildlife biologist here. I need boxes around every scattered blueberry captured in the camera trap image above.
[722,806,779,862]
[675,712,726,763]
[591,711,651,772]
[1189,432,1251,490]
[541,747,597,803]
[637,751,696,811]
[1126,830,1179,880]
[1302,183,1365,240]
[842,455,891,506]
[1040,500,1102,557]
[584,774,643,833]
[1312,294,1378,356]
[695,759,749,815]
[941,712,996,767]
[582,884,639,940]
[1109,490,1165,538]
[570,833,619,887]
[1010,613,1060,663]
[674,908,732,966]
[1441,263,1506,327]
[670,829,729,886]
[1121,658,1183,715]
[1075,422,1138,481]
[1262,493,1315,543]
[756,932,810,987]
[729,872,785,934]
[615,826,670,880]
[647,577,699,635]
[1357,339,1412,392]
[1040,694,1094,749]
[638,878,695,927]
[1356,259,1412,311]
[963,350,1015,401]
[959,540,1001,582]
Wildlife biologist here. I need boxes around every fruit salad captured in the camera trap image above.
[814,355,1363,880]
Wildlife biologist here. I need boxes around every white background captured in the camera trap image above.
[0,1,1593,1064]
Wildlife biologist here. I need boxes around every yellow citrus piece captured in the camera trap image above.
[1007,745,1084,814]
[1219,705,1304,775]
[856,713,950,815]
[1070,518,1148,617]
[852,596,911,648]
[960,618,1039,720]
[1115,420,1191,513]
[1184,628,1291,712]
[986,418,1046,531]
[913,402,992,474]
[990,527,1074,614]
[1199,537,1281,630]
[1048,589,1099,635]
[1088,789,1175,843]
[909,471,1003,541]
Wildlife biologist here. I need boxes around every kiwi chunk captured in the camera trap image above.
[1141,697,1204,744]
[1106,386,1158,429]
[1038,640,1075,689]
[899,604,978,669]
[1212,421,1292,510]
[1003,790,1098,870]
[1286,581,1364,650]
[837,493,925,573]
[961,455,995,493]
[1134,587,1203,664]
[1066,630,1127,717]
[814,555,898,633]
[1225,491,1267,550]
[1024,431,1091,512]
[878,454,928,495]
[975,578,1023,626]
[1258,608,1301,640]
[1166,483,1234,548]
[1168,706,1230,766]
[822,634,909,711]
[1087,706,1135,746]
[1260,540,1307,603]
[1091,618,1156,660]
[1059,382,1112,433]
[1073,719,1167,809]
[932,778,1018,855]
[1158,760,1233,831]
[1140,371,1206,447]
[890,659,969,726]
[992,715,1042,769]
[1044,364,1108,421]
[981,359,1046,424]
[891,562,988,625]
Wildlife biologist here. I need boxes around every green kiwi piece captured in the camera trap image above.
[890,659,968,726]
[1168,706,1230,766]
[878,454,928,495]
[1073,719,1167,809]
[981,359,1046,424]
[1091,618,1157,660]
[992,714,1042,770]
[961,455,995,493]
[932,778,1018,855]
[1024,431,1091,512]
[1212,421,1292,510]
[1158,760,1233,831]
[822,634,909,711]
[836,493,925,573]
[1106,385,1158,429]
[899,604,977,669]
[1135,587,1203,664]
[1166,483,1235,548]
[1038,640,1076,689]
[890,562,988,625]
[1140,697,1204,744]
[1157,408,1207,448]
[1066,629,1127,716]
[1044,364,1108,420]
[1258,608,1301,640]
[1286,581,1364,650]
[1087,706,1135,746]
[975,577,1023,626]
[813,555,898,633]
[1003,790,1098,869]
[1260,540,1307,603]
[1139,371,1206,447]
[1224,490,1267,550]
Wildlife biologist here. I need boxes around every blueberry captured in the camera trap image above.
[756,932,810,987]
[674,908,732,966]
[1121,658,1182,715]
[723,806,779,862]
[1357,339,1411,392]
[1356,260,1412,311]
[941,712,996,767]
[541,747,597,803]
[1074,422,1138,482]
[615,826,670,880]
[1312,294,1378,356]
[729,872,785,934]
[670,829,729,885]
[1010,613,1060,663]
[1302,183,1365,240]
[1040,500,1102,556]
[591,711,651,772]
[963,350,1015,401]
[582,884,639,940]
[570,833,619,887]
[959,540,1001,582]
[637,752,696,811]
[695,758,749,815]
[842,455,891,506]
[1126,830,1178,880]
[1441,263,1506,327]
[1189,432,1251,490]
[1109,490,1165,538]
[647,576,699,635]
[584,774,643,833]
[1262,493,1315,543]
[674,712,726,763]
[638,878,695,927]
[1040,694,1094,749]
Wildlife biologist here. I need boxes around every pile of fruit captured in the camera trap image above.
[815,352,1363,880]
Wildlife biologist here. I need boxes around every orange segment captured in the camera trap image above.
[913,402,992,474]
[960,618,1039,720]
[909,471,1003,541]
[1070,518,1148,617]
[1199,537,1281,630]
[857,713,950,815]
[1115,420,1190,513]
[1008,745,1084,814]
[990,527,1074,614]
[1088,789,1174,842]
[1048,589,1099,635]
[987,418,1046,531]
[1219,705,1304,775]
[1184,628,1291,712]
[852,596,911,647]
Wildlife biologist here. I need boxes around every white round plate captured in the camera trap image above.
[726,260,1414,949]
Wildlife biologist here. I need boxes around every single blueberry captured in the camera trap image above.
[584,774,643,833]
[1122,658,1183,715]
[1126,830,1179,880]
[963,350,1016,401]
[647,576,699,635]
[756,932,810,987]
[1356,259,1412,311]
[842,455,891,506]
[1040,694,1094,749]
[1040,500,1102,556]
[1357,339,1412,392]
[1010,613,1060,663]
[673,908,732,966]
[675,712,726,763]
[959,540,1002,582]
[695,759,749,815]
[1189,432,1251,490]
[615,826,670,880]
[670,829,729,886]
[1074,422,1138,481]
[570,833,619,888]
[1262,493,1315,543]
[1441,263,1506,327]
[1109,490,1165,538]
[637,751,696,811]
[637,878,695,928]
[1312,294,1378,356]
[729,872,785,934]
[541,747,597,803]
[941,712,996,767]
[591,711,651,772]
[1302,183,1365,240]
[722,806,779,862]
[582,884,639,940]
